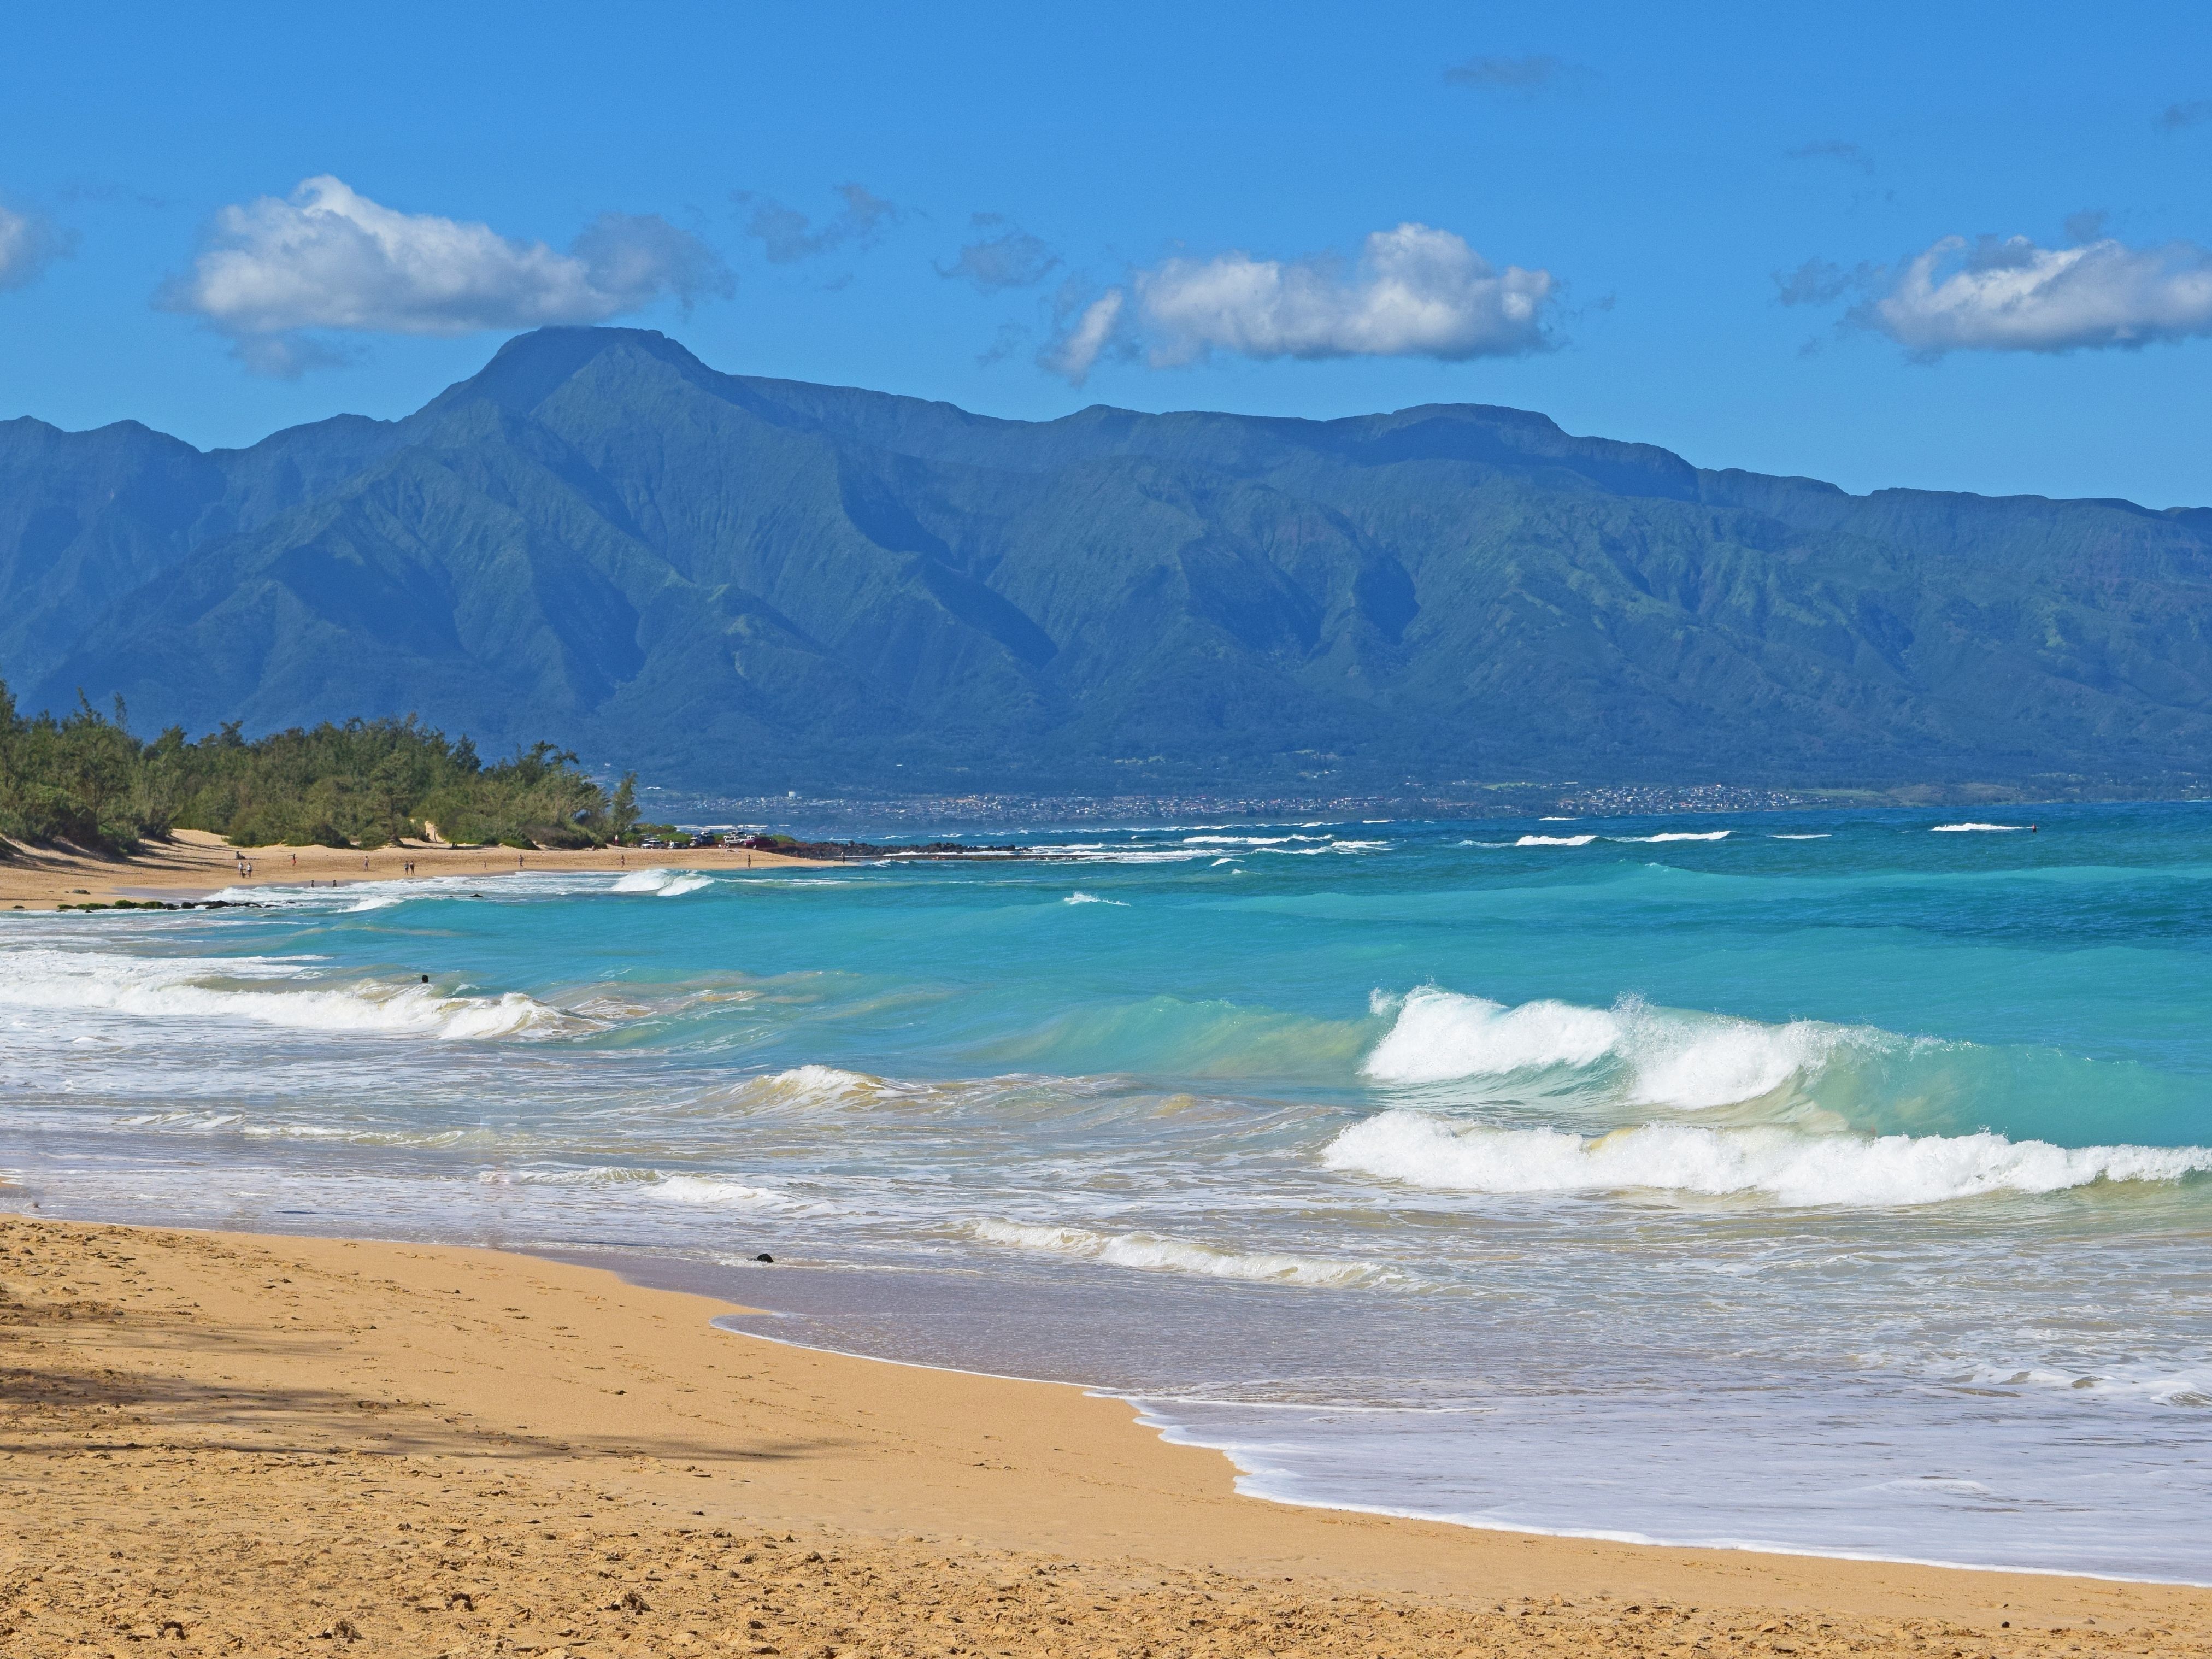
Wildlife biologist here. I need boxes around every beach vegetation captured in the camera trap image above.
[0,679,620,854]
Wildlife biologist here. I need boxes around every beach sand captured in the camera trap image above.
[2,1213,2204,1656]
[0,829,826,911]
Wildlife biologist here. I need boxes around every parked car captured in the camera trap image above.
[637,836,667,849]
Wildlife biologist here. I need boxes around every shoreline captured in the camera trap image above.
[0,827,830,910]
[725,1319,2212,1592]
[577,1249,2211,1593]
[4,1211,2205,1655]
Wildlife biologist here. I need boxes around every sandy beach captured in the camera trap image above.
[2,1213,2203,1657]
[0,830,827,911]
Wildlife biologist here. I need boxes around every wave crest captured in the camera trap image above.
[968,1219,1391,1287]
[1322,1110,2212,1208]
[0,948,560,1040]
[1362,987,1854,1108]
[728,1064,904,1109]
[611,868,714,895]
[477,1166,801,1209]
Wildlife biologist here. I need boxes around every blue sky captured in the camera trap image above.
[5,2,2212,504]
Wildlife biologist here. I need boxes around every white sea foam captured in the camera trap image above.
[1362,987,1856,1107]
[729,1064,906,1109]
[1365,988,1617,1081]
[968,1219,1391,1287]
[1932,823,2023,833]
[1515,834,1597,847]
[1614,831,1731,843]
[1064,891,1129,906]
[478,1164,799,1208]
[1856,1347,2212,1408]
[649,1174,798,1208]
[0,948,558,1040]
[610,867,714,895]
[238,1121,486,1148]
[1771,833,1831,840]
[345,894,404,912]
[203,884,333,905]
[1322,1111,2212,1208]
[1039,848,1210,864]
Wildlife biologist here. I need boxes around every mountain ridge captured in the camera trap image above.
[7,326,2210,796]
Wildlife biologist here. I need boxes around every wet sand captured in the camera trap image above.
[0,829,825,910]
[2,1213,2204,1656]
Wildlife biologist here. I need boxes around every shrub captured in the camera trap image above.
[0,684,621,857]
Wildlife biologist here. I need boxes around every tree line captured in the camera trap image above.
[0,682,639,854]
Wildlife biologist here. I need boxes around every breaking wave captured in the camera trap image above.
[1932,823,2025,833]
[1614,830,1731,843]
[1322,1111,2212,1209]
[0,948,560,1040]
[968,1219,1393,1287]
[701,1064,916,1112]
[477,1165,801,1209]
[1064,891,1129,906]
[1516,834,1597,847]
[647,1174,799,1208]
[1361,987,1860,1108]
[611,868,715,896]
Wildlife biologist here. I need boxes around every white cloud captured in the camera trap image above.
[160,176,729,367]
[1043,223,1556,383]
[1038,290,1126,383]
[0,204,72,291]
[1863,233,2212,358]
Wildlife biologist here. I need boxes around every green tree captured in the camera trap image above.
[609,772,640,839]
[0,679,627,855]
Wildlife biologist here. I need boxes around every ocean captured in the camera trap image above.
[5,803,2210,1580]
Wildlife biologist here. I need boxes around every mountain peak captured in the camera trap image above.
[426,326,705,420]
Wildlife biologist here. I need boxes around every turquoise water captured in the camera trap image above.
[5,804,2211,1577]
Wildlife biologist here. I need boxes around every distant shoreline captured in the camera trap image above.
[0,828,830,911]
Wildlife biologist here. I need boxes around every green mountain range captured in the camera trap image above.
[6,326,2210,796]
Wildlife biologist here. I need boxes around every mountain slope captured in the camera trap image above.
[15,326,2212,793]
